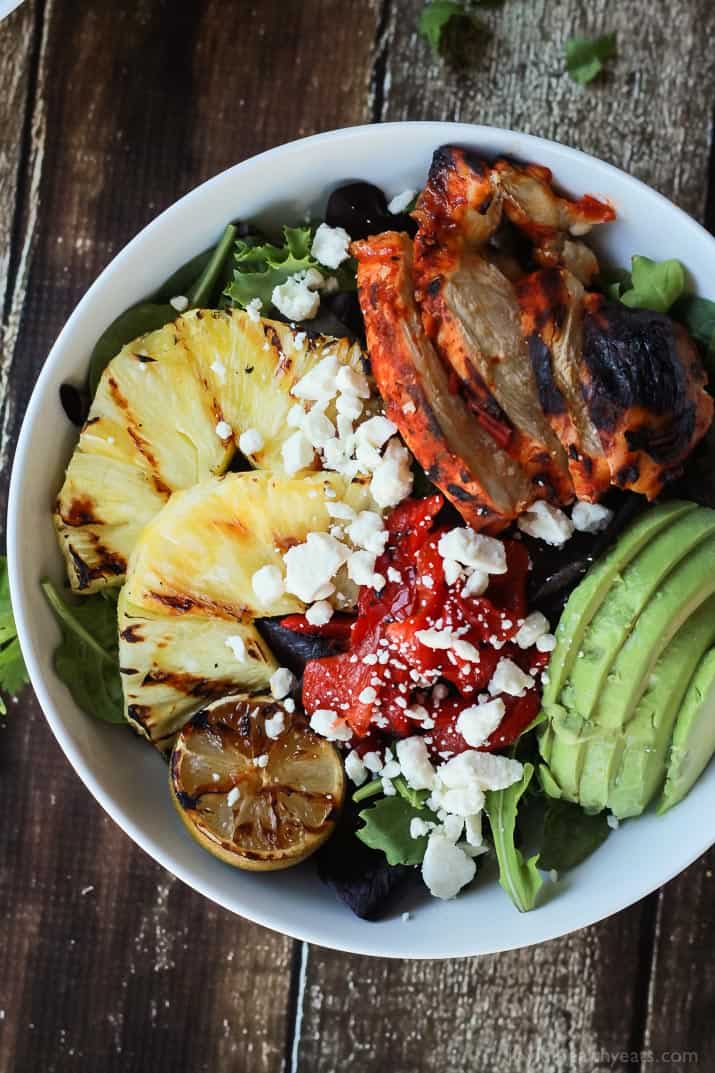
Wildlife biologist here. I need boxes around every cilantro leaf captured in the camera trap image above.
[538,799,610,872]
[620,255,686,314]
[42,580,124,724]
[672,294,715,354]
[485,762,543,912]
[356,794,437,866]
[0,556,29,714]
[565,33,617,85]
[418,1,465,52]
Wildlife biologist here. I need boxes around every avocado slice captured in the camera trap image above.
[542,501,695,709]
[561,507,715,722]
[657,648,715,814]
[590,533,715,732]
[584,594,715,817]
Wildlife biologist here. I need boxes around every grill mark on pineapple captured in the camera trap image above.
[120,624,144,643]
[62,495,100,526]
[148,589,253,622]
[69,543,125,590]
[126,426,172,496]
[140,669,241,700]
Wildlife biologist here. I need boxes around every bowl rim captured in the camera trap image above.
[9,120,715,958]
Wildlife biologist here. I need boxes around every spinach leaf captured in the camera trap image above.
[485,762,543,912]
[565,32,617,85]
[357,794,437,866]
[620,255,686,313]
[539,798,610,872]
[672,294,715,353]
[41,580,124,724]
[0,556,29,715]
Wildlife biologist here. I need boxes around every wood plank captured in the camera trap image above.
[0,2,377,1071]
[297,2,715,1070]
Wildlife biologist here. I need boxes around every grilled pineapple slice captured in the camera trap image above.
[55,309,367,593]
[120,470,373,750]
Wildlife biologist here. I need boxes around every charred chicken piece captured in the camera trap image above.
[352,231,536,531]
[516,267,612,501]
[414,146,575,505]
[580,297,713,498]
[492,158,614,285]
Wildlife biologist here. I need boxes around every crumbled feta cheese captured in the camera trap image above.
[270,667,295,700]
[396,736,436,790]
[335,392,363,420]
[252,564,285,604]
[440,814,465,843]
[387,566,402,584]
[401,911,412,922]
[536,632,556,653]
[381,759,401,779]
[306,599,334,626]
[246,296,263,322]
[456,699,505,748]
[215,420,232,440]
[238,428,264,456]
[301,267,325,290]
[291,355,340,402]
[488,657,534,697]
[326,501,356,521]
[169,294,189,312]
[355,415,397,450]
[363,750,383,773]
[284,698,296,713]
[439,749,523,793]
[264,710,286,739]
[370,438,414,508]
[335,364,370,398]
[303,406,336,448]
[311,222,351,269]
[572,500,614,534]
[438,528,507,574]
[416,627,456,651]
[443,559,463,587]
[382,777,396,796]
[358,686,377,705]
[461,569,489,597]
[402,400,416,415]
[283,532,350,602]
[272,276,320,321]
[211,359,226,382]
[421,834,476,899]
[344,749,368,786]
[347,549,379,587]
[224,635,247,661]
[410,817,433,839]
[452,638,480,663]
[347,511,388,555]
[514,610,550,649]
[281,430,315,475]
[388,188,416,214]
[226,786,241,806]
[607,813,620,830]
[464,813,483,848]
[254,754,269,768]
[293,331,307,351]
[309,709,352,741]
[286,403,306,428]
[518,500,575,545]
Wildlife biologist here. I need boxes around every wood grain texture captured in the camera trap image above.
[0,2,376,1072]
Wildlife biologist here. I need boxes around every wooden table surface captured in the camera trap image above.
[2,2,715,1071]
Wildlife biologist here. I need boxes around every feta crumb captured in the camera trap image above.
[456,699,505,747]
[488,657,534,697]
[238,428,264,456]
[514,610,550,649]
[264,710,286,739]
[272,276,320,321]
[363,750,383,773]
[311,222,351,269]
[215,420,232,440]
[283,531,350,602]
[293,331,307,351]
[410,817,433,839]
[382,777,396,796]
[387,566,402,584]
[226,787,241,806]
[440,814,465,843]
[396,736,436,790]
[438,528,507,574]
[347,549,378,587]
[335,364,370,398]
[452,638,480,663]
[246,296,263,322]
[421,834,476,899]
[388,188,416,214]
[464,813,483,848]
[370,438,414,508]
[358,686,377,705]
[607,813,620,830]
[303,406,336,448]
[309,709,352,742]
[344,749,368,786]
[286,403,306,428]
[402,400,417,415]
[416,627,456,651]
[438,749,523,793]
[443,559,463,586]
[326,501,355,522]
[281,430,315,475]
[252,564,285,603]
[291,355,340,402]
[401,912,413,922]
[254,754,269,768]
[225,635,247,661]
[461,569,489,597]
[284,698,296,713]
[572,500,614,534]
[347,511,388,555]
[270,667,295,700]
[306,599,334,626]
[335,392,363,420]
[518,500,575,545]
[355,415,397,450]
[301,267,325,290]
[536,632,556,653]
[169,294,189,312]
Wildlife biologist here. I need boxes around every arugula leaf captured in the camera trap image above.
[485,762,543,912]
[0,556,29,714]
[565,32,617,85]
[418,1,465,52]
[357,794,437,866]
[539,799,610,873]
[620,255,686,314]
[42,580,124,724]
[672,294,715,353]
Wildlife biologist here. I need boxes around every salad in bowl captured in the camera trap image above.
[12,125,715,952]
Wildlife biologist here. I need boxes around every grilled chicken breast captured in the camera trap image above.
[353,230,536,531]
[414,146,574,504]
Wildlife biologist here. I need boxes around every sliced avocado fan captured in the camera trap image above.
[657,648,715,815]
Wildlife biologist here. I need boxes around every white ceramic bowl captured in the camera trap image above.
[9,122,715,959]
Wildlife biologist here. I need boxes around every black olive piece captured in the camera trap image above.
[59,383,90,427]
